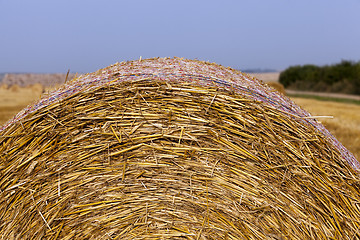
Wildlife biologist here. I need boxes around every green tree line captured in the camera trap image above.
[279,60,360,95]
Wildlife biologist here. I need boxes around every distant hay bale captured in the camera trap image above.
[9,84,20,92]
[267,81,285,95]
[0,84,8,89]
[0,57,360,239]
[30,83,44,93]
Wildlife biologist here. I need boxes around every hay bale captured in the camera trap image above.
[30,83,44,94]
[0,84,8,90]
[267,81,285,95]
[9,84,20,92]
[0,57,360,239]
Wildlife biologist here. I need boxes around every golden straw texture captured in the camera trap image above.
[1,58,360,239]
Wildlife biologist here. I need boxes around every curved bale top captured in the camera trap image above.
[1,57,360,239]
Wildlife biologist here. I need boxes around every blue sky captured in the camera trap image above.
[0,0,359,73]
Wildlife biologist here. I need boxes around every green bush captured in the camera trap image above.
[279,60,360,95]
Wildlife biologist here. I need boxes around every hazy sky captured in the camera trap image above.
[1,0,359,73]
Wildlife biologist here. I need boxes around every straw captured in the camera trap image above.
[0,57,360,239]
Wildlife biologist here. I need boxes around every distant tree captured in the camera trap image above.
[279,65,302,87]
[279,60,360,94]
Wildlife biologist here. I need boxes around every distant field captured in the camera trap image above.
[2,73,74,87]
[0,86,43,124]
[292,97,360,160]
[247,72,280,82]
[0,84,358,162]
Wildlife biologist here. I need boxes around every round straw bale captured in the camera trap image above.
[30,83,44,93]
[266,81,285,95]
[9,83,20,92]
[0,84,8,90]
[0,57,360,239]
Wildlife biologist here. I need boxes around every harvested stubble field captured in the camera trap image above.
[291,98,360,161]
[0,85,43,125]
[1,58,360,239]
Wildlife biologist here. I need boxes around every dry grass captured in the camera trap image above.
[292,97,360,160]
